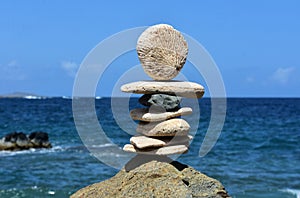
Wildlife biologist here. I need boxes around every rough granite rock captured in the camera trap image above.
[136,118,190,136]
[121,81,205,98]
[139,94,182,111]
[71,156,230,198]
[136,24,188,80]
[130,107,192,122]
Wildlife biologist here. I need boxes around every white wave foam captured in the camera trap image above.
[281,189,300,198]
[23,96,45,99]
[0,146,64,157]
[88,143,115,148]
[48,190,55,195]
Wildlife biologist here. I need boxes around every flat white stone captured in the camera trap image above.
[136,118,190,136]
[123,144,188,155]
[130,107,192,122]
[130,136,166,149]
[131,135,193,148]
[121,81,204,98]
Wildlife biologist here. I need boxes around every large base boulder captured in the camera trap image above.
[71,155,230,198]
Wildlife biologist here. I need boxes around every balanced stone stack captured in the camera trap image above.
[121,24,204,155]
[71,24,231,198]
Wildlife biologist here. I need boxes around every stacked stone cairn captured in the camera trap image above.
[121,24,204,155]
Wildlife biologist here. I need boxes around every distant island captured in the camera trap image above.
[0,92,103,99]
[0,92,45,99]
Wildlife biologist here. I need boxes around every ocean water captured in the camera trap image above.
[0,98,299,198]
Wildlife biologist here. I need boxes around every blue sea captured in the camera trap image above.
[0,98,299,198]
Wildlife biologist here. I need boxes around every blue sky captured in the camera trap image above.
[0,0,299,97]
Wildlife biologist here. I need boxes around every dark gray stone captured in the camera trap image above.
[139,94,181,111]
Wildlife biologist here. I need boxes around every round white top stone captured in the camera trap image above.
[137,24,188,80]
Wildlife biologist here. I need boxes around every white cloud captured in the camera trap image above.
[0,60,26,80]
[7,60,18,67]
[271,67,295,84]
[246,76,255,83]
[61,61,78,77]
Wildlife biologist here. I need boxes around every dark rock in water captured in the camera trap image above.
[16,132,30,148]
[4,132,20,142]
[0,131,52,151]
[71,155,230,198]
[4,132,30,148]
[16,132,27,141]
[29,132,51,148]
[0,139,16,150]
[139,94,181,111]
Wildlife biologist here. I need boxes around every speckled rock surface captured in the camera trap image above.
[136,24,188,80]
[139,94,182,111]
[71,158,230,198]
